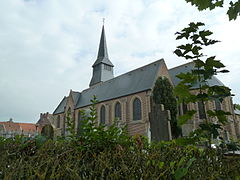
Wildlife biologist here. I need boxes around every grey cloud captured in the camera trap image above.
[0,0,239,123]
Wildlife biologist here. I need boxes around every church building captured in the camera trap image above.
[52,25,240,141]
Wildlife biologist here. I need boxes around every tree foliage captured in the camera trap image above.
[234,103,240,110]
[185,0,240,20]
[152,76,181,138]
[174,22,232,147]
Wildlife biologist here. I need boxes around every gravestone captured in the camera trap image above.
[149,101,172,141]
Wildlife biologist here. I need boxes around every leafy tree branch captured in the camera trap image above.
[185,0,240,20]
[174,22,232,147]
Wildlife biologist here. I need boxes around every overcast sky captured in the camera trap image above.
[0,0,239,123]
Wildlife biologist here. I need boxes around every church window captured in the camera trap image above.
[57,115,60,128]
[77,111,84,136]
[67,108,71,117]
[198,101,206,119]
[62,114,66,136]
[182,99,188,114]
[67,108,71,126]
[133,98,142,120]
[214,99,222,111]
[100,105,106,124]
[178,104,181,116]
[64,107,72,136]
[115,102,121,120]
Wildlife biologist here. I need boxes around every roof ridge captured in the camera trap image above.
[169,61,194,70]
[72,90,80,93]
[53,96,67,114]
[18,122,36,125]
[83,58,164,92]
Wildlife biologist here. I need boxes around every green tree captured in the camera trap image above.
[184,0,240,20]
[234,104,240,110]
[174,22,232,147]
[152,76,181,138]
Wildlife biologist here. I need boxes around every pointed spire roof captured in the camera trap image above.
[92,25,114,67]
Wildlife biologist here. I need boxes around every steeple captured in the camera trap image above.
[92,25,113,67]
[89,25,114,87]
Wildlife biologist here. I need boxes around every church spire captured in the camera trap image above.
[89,24,114,87]
[92,25,113,67]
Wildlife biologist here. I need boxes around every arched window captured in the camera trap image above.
[198,101,206,119]
[66,108,71,127]
[215,99,222,111]
[133,98,142,120]
[182,99,188,114]
[57,115,60,128]
[115,102,121,120]
[77,111,84,136]
[62,114,66,136]
[100,105,106,124]
[67,108,72,119]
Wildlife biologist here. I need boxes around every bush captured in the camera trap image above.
[1,97,240,179]
[1,137,240,179]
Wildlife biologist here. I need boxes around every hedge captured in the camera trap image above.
[1,136,240,180]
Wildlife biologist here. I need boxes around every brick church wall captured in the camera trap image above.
[180,89,237,139]
[73,90,151,137]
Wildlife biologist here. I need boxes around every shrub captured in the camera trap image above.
[1,97,240,179]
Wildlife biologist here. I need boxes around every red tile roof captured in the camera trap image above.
[19,123,37,132]
[0,121,20,132]
[0,121,39,133]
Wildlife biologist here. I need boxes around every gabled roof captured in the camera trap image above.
[53,59,165,114]
[76,59,164,108]
[52,91,81,115]
[92,25,113,67]
[53,96,67,115]
[168,61,225,88]
[72,91,81,106]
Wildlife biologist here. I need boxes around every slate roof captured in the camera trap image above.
[53,97,67,115]
[92,25,113,67]
[168,61,225,88]
[53,59,165,114]
[72,91,81,106]
[53,91,80,115]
